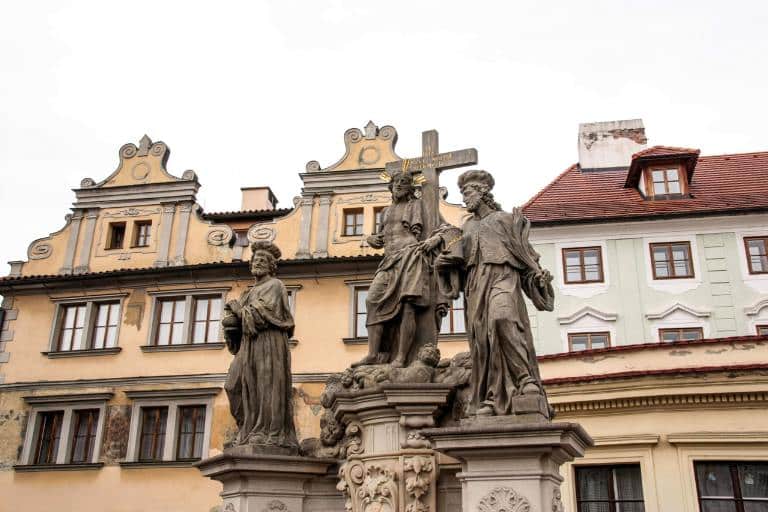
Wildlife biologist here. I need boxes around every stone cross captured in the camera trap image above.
[385,130,477,235]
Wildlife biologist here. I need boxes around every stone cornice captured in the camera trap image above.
[553,390,768,415]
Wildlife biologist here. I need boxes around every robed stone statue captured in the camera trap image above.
[435,170,555,419]
[222,241,299,453]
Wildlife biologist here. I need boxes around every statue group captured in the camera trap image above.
[221,167,555,453]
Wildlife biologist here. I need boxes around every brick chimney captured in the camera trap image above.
[241,187,278,211]
[578,119,647,171]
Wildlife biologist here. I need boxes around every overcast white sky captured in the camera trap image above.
[2,1,767,271]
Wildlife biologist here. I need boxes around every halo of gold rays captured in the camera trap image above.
[379,159,427,187]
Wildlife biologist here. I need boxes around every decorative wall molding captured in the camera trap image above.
[477,487,531,512]
[591,434,661,446]
[645,302,711,320]
[558,306,618,325]
[667,431,768,444]
[206,226,234,246]
[554,390,768,415]
[745,298,768,316]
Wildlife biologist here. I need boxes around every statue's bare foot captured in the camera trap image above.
[351,354,378,368]
[390,358,406,368]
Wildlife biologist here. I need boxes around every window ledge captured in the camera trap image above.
[438,333,468,341]
[119,460,198,469]
[342,337,368,345]
[42,348,122,358]
[14,462,104,472]
[140,343,225,353]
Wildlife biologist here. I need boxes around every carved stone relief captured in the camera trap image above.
[477,487,531,512]
[103,207,161,218]
[262,500,289,512]
[552,489,564,512]
[338,461,398,512]
[28,242,52,260]
[247,225,277,243]
[403,456,434,512]
[207,226,234,246]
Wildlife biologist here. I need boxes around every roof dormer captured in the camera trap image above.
[625,146,700,199]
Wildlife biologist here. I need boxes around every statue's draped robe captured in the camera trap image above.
[224,278,298,449]
[438,208,555,416]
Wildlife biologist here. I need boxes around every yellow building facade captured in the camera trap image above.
[1,123,767,512]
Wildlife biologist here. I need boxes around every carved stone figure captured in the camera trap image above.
[352,170,441,368]
[222,241,299,453]
[435,170,555,419]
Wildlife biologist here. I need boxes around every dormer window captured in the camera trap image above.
[644,164,688,199]
[624,146,700,200]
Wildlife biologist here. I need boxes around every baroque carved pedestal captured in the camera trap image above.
[330,383,455,512]
[422,421,593,512]
[196,450,340,512]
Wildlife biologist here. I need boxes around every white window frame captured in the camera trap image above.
[556,240,610,299]
[643,234,702,293]
[345,280,372,340]
[19,393,111,466]
[736,229,768,294]
[47,294,128,353]
[146,288,229,347]
[123,388,218,464]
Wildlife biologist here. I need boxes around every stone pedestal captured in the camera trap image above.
[422,421,593,512]
[196,450,340,512]
[330,383,455,512]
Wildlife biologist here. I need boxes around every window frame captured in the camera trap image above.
[643,163,688,199]
[659,327,704,342]
[175,404,207,461]
[649,241,695,280]
[758,325,768,336]
[131,220,152,248]
[373,206,386,234]
[145,289,229,350]
[342,208,365,237]
[18,393,111,469]
[574,463,646,511]
[123,389,218,465]
[744,236,768,275]
[567,331,611,352]
[440,293,466,336]
[562,246,605,284]
[353,286,369,339]
[47,295,127,355]
[694,460,768,512]
[106,222,127,250]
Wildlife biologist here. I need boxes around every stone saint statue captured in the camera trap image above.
[352,170,441,368]
[435,170,555,419]
[222,241,299,453]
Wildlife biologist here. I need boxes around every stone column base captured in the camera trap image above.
[196,450,340,512]
[423,421,593,512]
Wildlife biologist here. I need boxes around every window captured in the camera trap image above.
[354,287,368,338]
[758,325,768,336]
[132,221,152,247]
[659,327,704,342]
[191,297,221,344]
[650,242,694,279]
[176,405,206,460]
[52,299,123,353]
[745,237,768,275]
[695,461,768,512]
[649,167,683,196]
[138,407,168,462]
[233,229,250,247]
[440,294,466,335]
[33,411,64,465]
[575,464,645,511]
[155,298,186,345]
[107,222,126,250]
[568,332,611,352]
[373,207,386,234]
[563,247,604,284]
[70,409,99,464]
[124,389,216,464]
[344,208,364,236]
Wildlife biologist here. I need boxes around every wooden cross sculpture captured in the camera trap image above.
[385,130,478,236]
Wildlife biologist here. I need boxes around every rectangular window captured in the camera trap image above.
[373,207,386,234]
[138,407,168,462]
[650,242,694,279]
[132,221,152,247]
[234,229,250,247]
[695,461,768,512]
[58,304,87,351]
[344,208,365,236]
[107,222,126,250]
[69,409,99,464]
[568,332,611,352]
[563,247,604,284]
[92,302,120,349]
[191,297,222,344]
[758,325,768,336]
[354,287,368,338]
[155,298,186,345]
[440,294,466,335]
[659,327,704,342]
[745,237,768,275]
[176,405,206,460]
[33,411,64,465]
[650,167,682,196]
[575,464,645,511]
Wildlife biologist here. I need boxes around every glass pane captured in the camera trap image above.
[567,267,583,282]
[74,306,86,328]
[661,331,679,342]
[60,329,73,351]
[63,306,77,328]
[209,298,221,321]
[356,289,368,311]
[615,466,645,500]
[565,251,581,266]
[654,263,670,278]
[171,325,184,345]
[453,295,464,310]
[109,304,120,326]
[96,304,108,327]
[682,329,702,341]
[740,463,768,498]
[356,314,368,338]
[193,322,206,344]
[584,265,601,281]
[453,312,465,333]
[618,504,645,512]
[652,170,665,182]
[667,180,681,194]
[672,245,689,261]
[105,326,118,348]
[72,327,85,350]
[666,169,679,181]
[93,327,106,349]
[700,501,738,512]
[193,432,204,458]
[653,182,667,195]
[571,336,588,351]
[580,504,611,512]
[577,466,611,499]
[208,322,220,343]
[583,250,599,266]
[160,301,173,323]
[173,300,186,322]
[744,503,768,512]
[195,299,209,321]
[591,335,608,349]
[696,463,735,497]
[177,433,192,459]
[752,256,767,272]
[653,247,670,262]
[157,324,171,345]
[673,260,691,277]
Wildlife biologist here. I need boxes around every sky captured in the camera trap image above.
[1,1,768,270]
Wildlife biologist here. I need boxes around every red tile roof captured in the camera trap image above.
[631,145,700,159]
[523,151,768,225]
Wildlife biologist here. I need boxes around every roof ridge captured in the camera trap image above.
[522,163,578,209]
